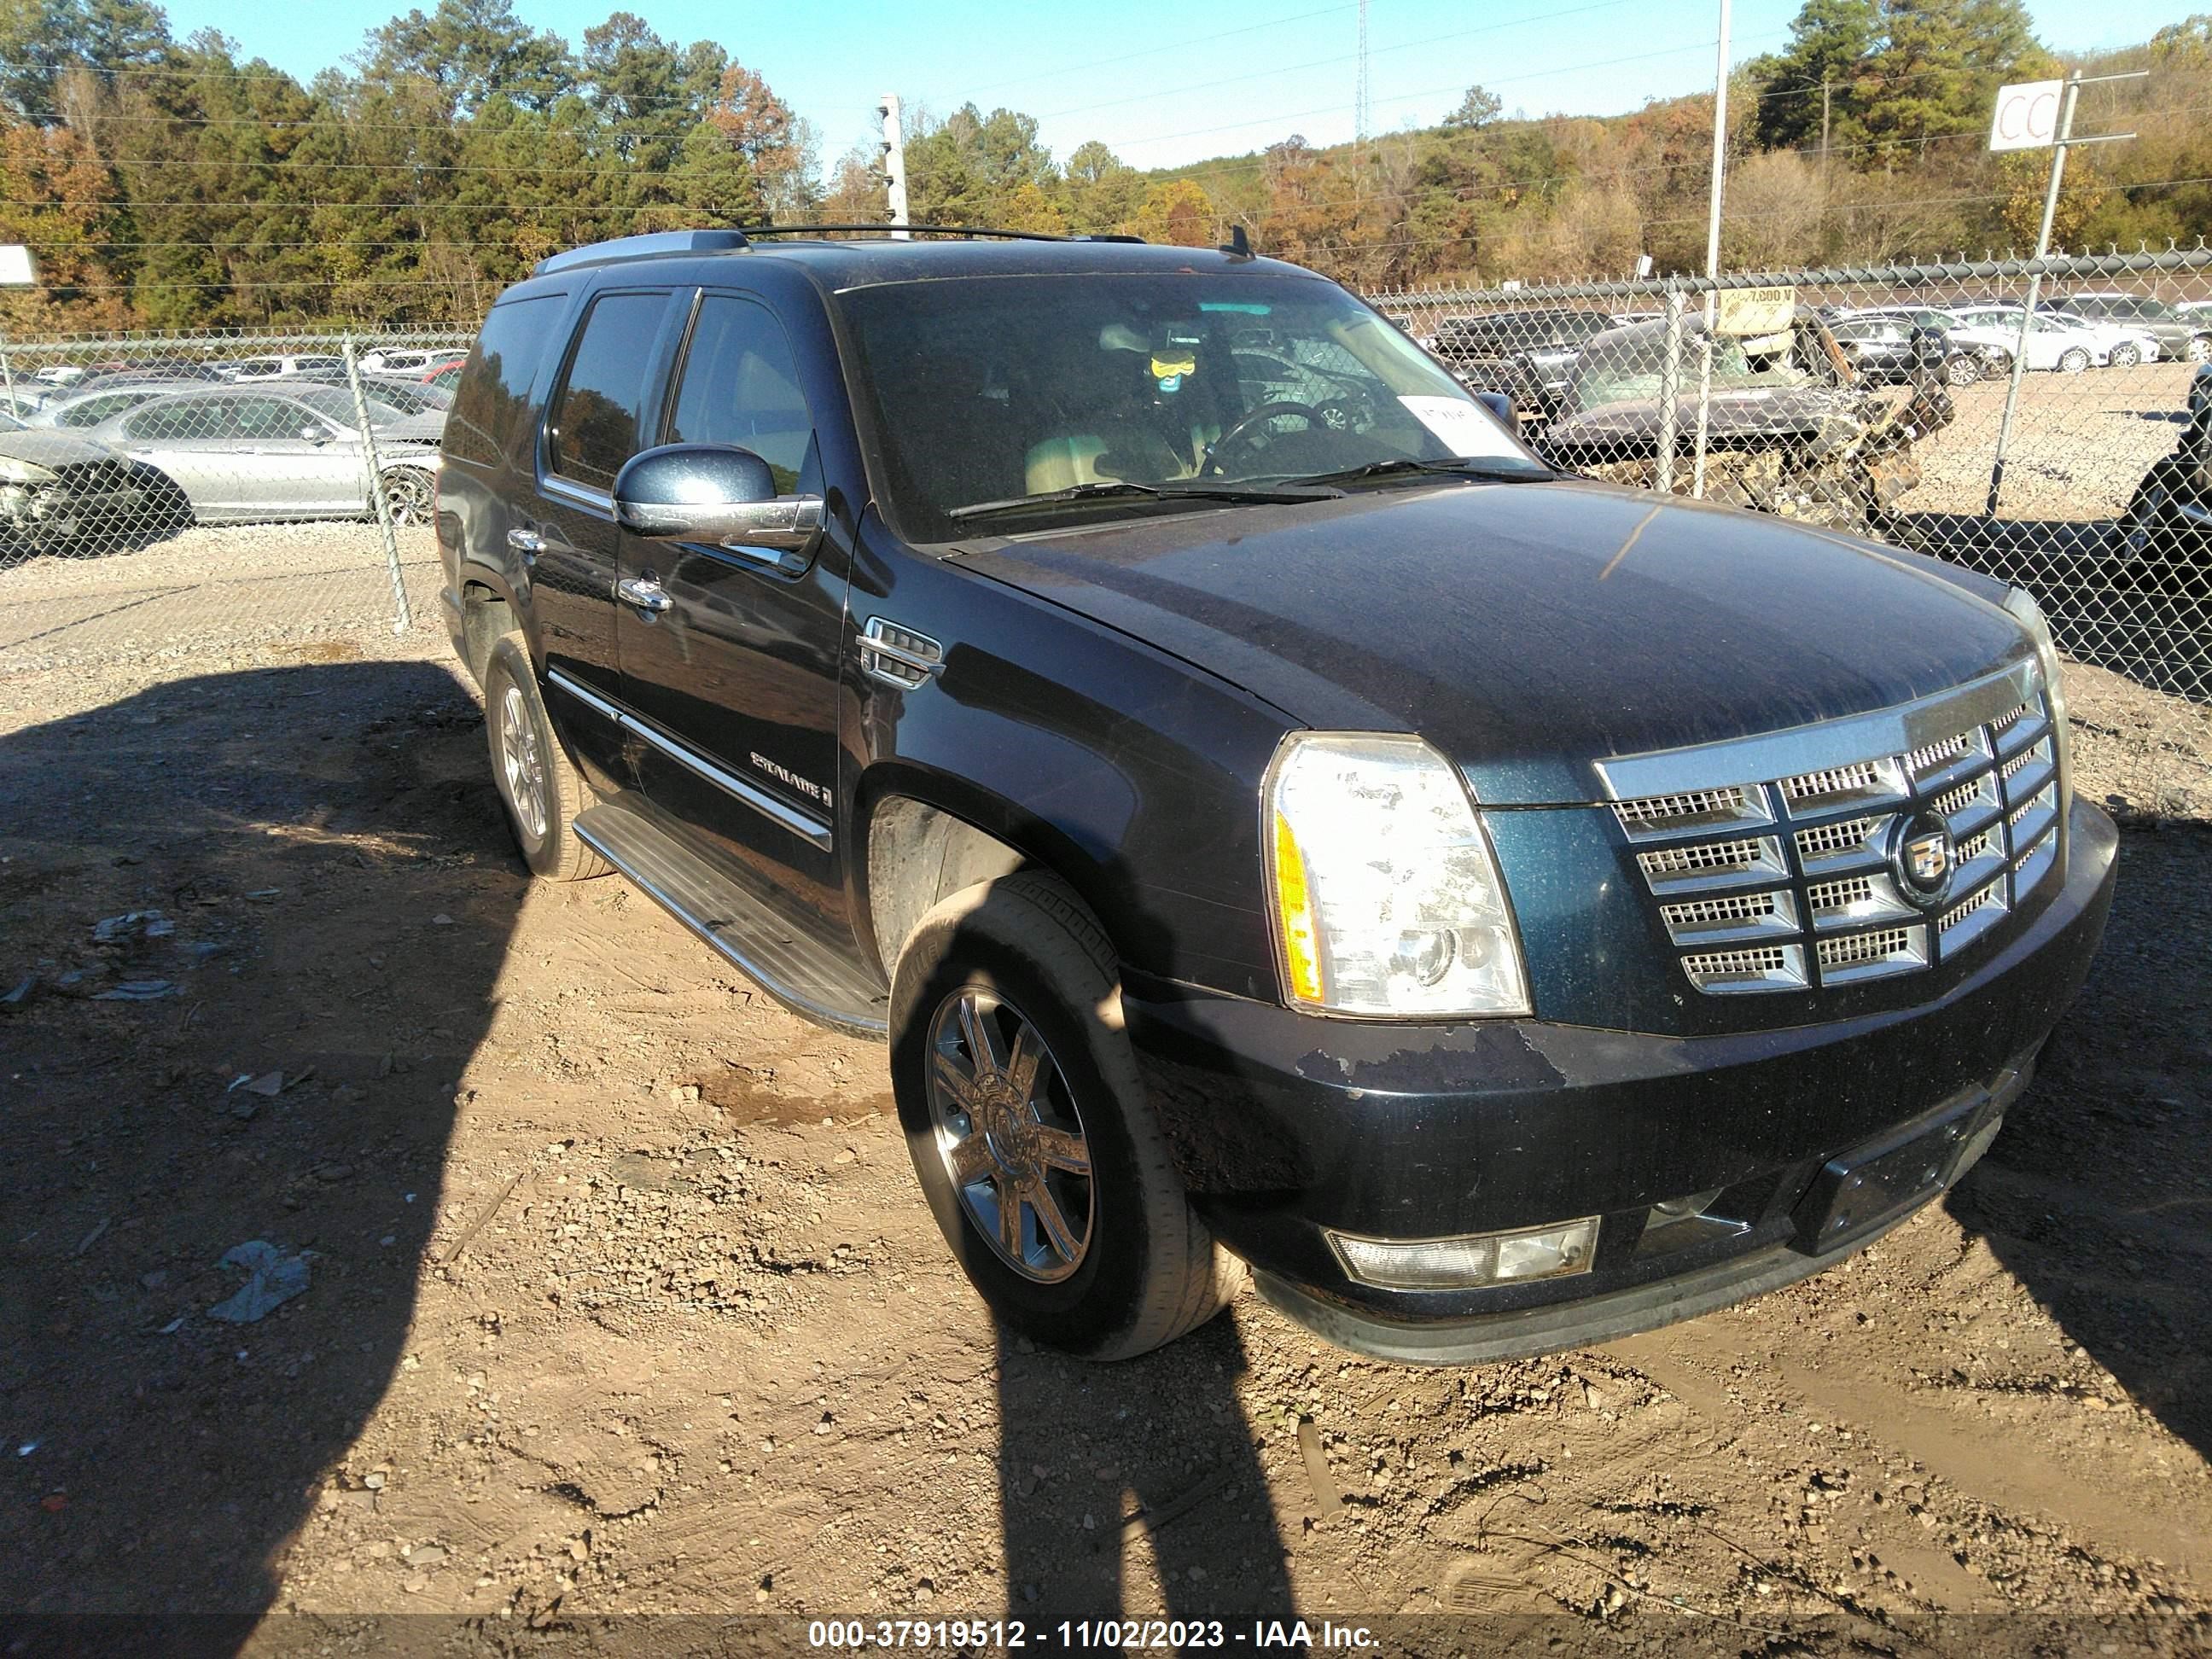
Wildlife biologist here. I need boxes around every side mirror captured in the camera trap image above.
[301,425,329,445]
[1473,390,1520,435]
[612,443,824,569]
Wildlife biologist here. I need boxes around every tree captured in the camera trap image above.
[1125,178,1215,247]
[1062,137,1139,232]
[358,0,576,118]
[1749,0,1880,150]
[706,61,813,218]
[1441,84,1502,131]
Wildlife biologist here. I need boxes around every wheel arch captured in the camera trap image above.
[852,762,1118,984]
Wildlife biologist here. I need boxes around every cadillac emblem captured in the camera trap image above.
[1889,809,1956,908]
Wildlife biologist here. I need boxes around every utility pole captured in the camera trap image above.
[879,95,910,238]
[1690,0,1732,499]
[1819,78,1831,183]
[1984,68,2144,514]
[1354,0,1372,149]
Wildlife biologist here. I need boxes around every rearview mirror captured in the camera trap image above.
[612,443,824,568]
[1473,391,1520,436]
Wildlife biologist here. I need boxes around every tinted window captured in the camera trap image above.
[63,392,149,427]
[547,291,671,490]
[448,294,562,467]
[665,295,814,492]
[126,396,242,440]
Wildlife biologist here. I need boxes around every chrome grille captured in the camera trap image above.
[1603,662,2061,996]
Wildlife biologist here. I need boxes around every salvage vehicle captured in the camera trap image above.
[1537,308,1952,531]
[0,409,175,553]
[2111,361,2212,609]
[84,384,441,527]
[437,226,2115,1364]
[1830,306,2012,384]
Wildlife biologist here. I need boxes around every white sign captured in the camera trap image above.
[1399,396,1522,459]
[1715,285,1796,336]
[0,245,35,286]
[1988,79,2064,151]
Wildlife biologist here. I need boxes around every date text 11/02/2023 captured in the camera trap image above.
[805,1621,1380,1649]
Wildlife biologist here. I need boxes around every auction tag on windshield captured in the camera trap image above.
[1400,395,1516,457]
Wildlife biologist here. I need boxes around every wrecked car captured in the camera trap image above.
[1537,308,1953,532]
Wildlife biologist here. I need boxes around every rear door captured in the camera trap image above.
[117,395,254,516]
[529,286,686,780]
[616,288,847,899]
[233,393,365,515]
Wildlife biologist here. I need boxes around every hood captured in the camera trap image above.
[376,411,447,445]
[948,480,2030,806]
[0,428,127,469]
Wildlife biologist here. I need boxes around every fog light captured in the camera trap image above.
[1328,1217,1598,1290]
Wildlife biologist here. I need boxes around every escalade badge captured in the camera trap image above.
[1890,810,1955,908]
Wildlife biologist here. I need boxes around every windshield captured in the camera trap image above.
[838,273,1539,538]
[1566,324,1814,414]
[291,385,406,428]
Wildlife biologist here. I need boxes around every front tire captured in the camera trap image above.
[1944,352,1982,387]
[482,633,608,882]
[2109,342,2143,369]
[2188,335,2212,364]
[2058,346,2092,374]
[890,872,1246,1360]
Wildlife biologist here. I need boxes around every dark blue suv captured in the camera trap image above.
[436,226,2116,1364]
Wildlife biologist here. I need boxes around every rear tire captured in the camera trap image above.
[482,632,608,882]
[2188,335,2212,364]
[1944,353,1982,387]
[379,466,436,527]
[889,871,1246,1360]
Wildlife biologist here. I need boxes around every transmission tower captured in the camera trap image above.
[1354,0,1372,147]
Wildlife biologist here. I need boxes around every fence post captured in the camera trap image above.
[0,334,16,420]
[1689,280,1718,498]
[343,333,415,634]
[1654,285,1686,496]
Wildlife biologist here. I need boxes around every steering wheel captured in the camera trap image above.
[1200,399,1324,475]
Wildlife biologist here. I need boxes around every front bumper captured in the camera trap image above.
[1122,798,2117,1363]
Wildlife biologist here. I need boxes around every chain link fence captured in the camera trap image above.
[0,257,2203,811]
[0,328,470,667]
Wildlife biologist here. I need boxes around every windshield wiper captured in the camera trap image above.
[1272,457,1557,488]
[946,479,1341,522]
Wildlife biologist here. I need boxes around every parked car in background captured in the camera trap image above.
[0,409,175,553]
[31,364,85,387]
[28,379,212,431]
[1833,306,2013,383]
[1944,306,2110,372]
[2112,361,2212,608]
[1827,315,1953,385]
[421,359,466,391]
[84,383,440,525]
[1430,308,1616,424]
[215,352,348,382]
[2005,303,2162,367]
[2050,292,2212,364]
[358,346,468,375]
[1540,307,1950,529]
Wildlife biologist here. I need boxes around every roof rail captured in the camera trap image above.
[736,223,1148,245]
[533,228,751,276]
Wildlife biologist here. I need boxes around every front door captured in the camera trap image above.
[527,287,685,783]
[616,289,848,911]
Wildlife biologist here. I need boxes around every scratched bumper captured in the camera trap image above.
[1118,799,2116,1353]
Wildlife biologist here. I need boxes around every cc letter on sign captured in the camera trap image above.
[1988,79,2063,152]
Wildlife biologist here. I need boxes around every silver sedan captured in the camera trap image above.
[83,384,441,526]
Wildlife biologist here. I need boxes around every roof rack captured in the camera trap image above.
[737,223,1147,245]
[533,223,1155,275]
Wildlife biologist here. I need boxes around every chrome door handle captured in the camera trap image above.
[505,527,544,554]
[616,575,672,615]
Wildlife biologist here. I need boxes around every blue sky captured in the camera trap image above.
[150,0,2188,171]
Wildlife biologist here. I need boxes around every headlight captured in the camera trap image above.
[1264,731,1530,1018]
[2004,586,2070,783]
[0,457,57,486]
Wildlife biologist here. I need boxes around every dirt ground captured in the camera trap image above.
[2,622,2209,1656]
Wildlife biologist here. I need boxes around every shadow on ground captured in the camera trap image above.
[0,657,512,1630]
[1946,826,2212,1463]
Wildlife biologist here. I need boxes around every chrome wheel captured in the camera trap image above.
[381,467,435,526]
[2059,348,2091,375]
[924,987,1092,1283]
[2190,336,2212,364]
[497,682,549,842]
[2110,343,2142,369]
